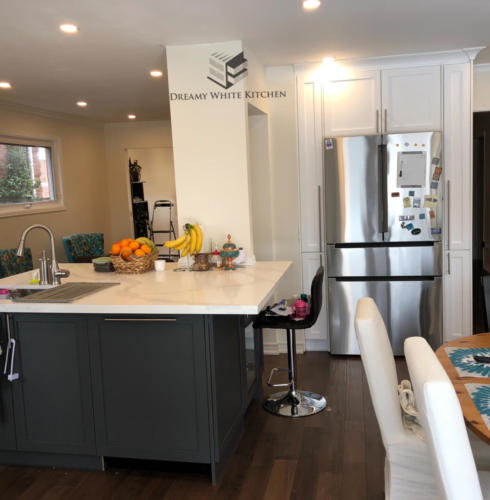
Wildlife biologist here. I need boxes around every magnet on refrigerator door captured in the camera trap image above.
[424,195,438,208]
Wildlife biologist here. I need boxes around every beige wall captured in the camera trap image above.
[474,64,490,112]
[103,121,172,243]
[0,105,109,263]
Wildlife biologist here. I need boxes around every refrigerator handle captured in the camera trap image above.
[378,144,388,235]
[447,179,450,250]
[376,110,379,134]
[318,185,323,252]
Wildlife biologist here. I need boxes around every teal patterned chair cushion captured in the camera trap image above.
[0,248,33,279]
[62,233,104,263]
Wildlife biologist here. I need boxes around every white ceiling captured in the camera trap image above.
[1,0,490,122]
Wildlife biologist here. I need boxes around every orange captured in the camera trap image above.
[120,238,132,247]
[110,243,121,255]
[120,247,133,261]
[140,244,151,255]
[129,241,140,251]
[133,249,145,257]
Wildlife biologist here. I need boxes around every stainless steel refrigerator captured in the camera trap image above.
[324,132,443,355]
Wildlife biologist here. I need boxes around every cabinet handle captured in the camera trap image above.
[447,180,450,250]
[3,315,10,376]
[376,110,379,134]
[447,252,451,275]
[104,318,177,322]
[7,338,19,382]
[384,109,387,133]
[318,185,323,252]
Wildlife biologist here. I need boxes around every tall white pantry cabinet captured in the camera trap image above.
[296,49,480,351]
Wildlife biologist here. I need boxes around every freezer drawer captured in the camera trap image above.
[327,242,442,277]
[328,277,442,355]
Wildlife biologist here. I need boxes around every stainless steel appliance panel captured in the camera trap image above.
[324,135,383,244]
[328,277,442,355]
[327,242,442,277]
[385,132,443,242]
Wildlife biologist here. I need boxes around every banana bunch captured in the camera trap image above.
[164,223,203,257]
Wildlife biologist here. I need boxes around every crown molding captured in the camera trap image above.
[294,47,486,73]
[0,100,104,127]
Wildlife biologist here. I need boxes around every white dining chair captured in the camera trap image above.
[405,336,490,500]
[354,297,440,499]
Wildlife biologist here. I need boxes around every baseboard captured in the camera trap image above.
[305,339,330,351]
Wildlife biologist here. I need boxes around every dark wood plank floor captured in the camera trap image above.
[0,352,408,500]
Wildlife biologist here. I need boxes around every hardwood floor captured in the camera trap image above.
[0,352,408,500]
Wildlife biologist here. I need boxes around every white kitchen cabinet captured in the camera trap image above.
[301,252,329,351]
[381,65,441,133]
[443,63,472,251]
[323,69,381,137]
[297,70,324,253]
[443,250,472,342]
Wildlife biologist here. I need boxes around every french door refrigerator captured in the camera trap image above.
[324,132,443,355]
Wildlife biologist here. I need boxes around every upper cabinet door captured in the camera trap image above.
[323,69,381,137]
[381,65,441,133]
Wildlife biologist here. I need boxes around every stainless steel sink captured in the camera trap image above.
[10,282,119,303]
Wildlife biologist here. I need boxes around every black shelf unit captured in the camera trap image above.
[129,160,149,239]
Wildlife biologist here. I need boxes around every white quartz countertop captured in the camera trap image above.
[0,261,291,315]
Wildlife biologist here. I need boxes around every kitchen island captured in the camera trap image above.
[0,261,291,483]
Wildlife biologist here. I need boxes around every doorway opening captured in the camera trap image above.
[473,112,490,332]
[127,147,178,260]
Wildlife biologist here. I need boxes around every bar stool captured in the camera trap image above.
[253,266,327,417]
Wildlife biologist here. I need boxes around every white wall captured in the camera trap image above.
[104,121,172,243]
[166,41,253,255]
[0,105,109,262]
[474,64,490,112]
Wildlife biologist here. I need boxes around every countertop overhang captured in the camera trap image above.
[0,261,292,315]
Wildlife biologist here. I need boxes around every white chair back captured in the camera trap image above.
[354,297,406,447]
[404,336,483,500]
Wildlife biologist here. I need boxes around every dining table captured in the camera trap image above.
[436,333,490,444]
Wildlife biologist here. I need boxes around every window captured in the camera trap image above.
[0,137,64,216]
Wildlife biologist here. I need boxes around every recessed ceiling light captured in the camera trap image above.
[150,70,163,78]
[77,101,88,107]
[0,81,12,89]
[302,0,321,10]
[59,24,78,33]
[128,114,136,120]
[323,57,335,64]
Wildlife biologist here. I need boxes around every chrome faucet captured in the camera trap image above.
[16,224,70,286]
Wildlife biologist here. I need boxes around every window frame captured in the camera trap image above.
[0,135,65,218]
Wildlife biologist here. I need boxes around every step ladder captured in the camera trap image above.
[149,200,178,261]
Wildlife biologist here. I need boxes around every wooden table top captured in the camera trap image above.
[436,333,490,444]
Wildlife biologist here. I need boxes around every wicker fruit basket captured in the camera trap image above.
[111,250,159,274]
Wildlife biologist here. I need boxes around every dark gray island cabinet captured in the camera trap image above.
[0,312,262,483]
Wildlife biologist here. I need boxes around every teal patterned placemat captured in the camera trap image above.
[465,384,490,430]
[445,347,490,377]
